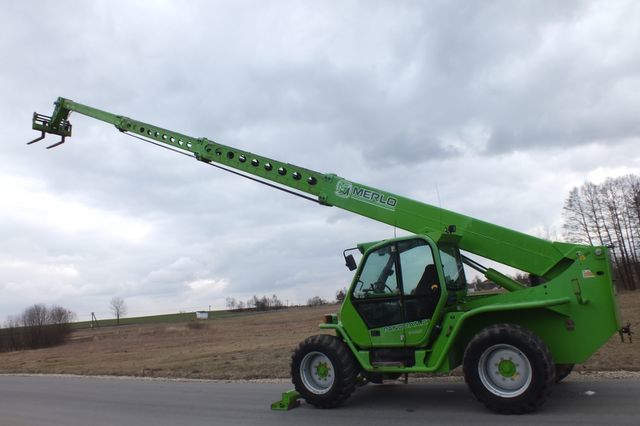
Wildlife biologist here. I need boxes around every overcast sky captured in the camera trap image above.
[1,1,639,321]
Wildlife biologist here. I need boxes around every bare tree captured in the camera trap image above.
[307,296,327,306]
[271,294,283,309]
[48,305,75,325]
[3,315,23,351]
[22,303,48,348]
[563,175,640,290]
[254,295,269,311]
[109,296,128,325]
[1,304,76,352]
[47,305,76,345]
[563,187,595,245]
[250,294,284,311]
[225,297,237,310]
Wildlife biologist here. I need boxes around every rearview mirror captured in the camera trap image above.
[344,254,357,271]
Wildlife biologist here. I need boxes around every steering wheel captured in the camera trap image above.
[371,280,392,293]
[357,280,372,296]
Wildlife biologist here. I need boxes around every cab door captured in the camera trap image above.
[396,238,442,347]
[350,237,443,348]
[350,243,405,347]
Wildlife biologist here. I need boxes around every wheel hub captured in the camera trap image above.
[498,359,517,378]
[315,362,330,380]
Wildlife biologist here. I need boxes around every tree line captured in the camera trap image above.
[563,174,640,290]
[0,304,76,352]
[225,294,285,311]
[225,289,347,311]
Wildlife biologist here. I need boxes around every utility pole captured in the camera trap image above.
[90,312,99,328]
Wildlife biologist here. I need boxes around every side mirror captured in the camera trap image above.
[344,254,357,271]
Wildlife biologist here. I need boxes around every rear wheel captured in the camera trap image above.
[463,324,555,414]
[555,364,574,383]
[291,334,359,408]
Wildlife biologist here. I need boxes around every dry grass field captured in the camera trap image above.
[0,292,638,379]
[0,305,333,379]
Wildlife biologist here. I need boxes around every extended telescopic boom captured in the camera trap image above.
[30,97,580,279]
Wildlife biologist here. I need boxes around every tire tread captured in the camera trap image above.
[463,324,555,414]
[291,334,358,408]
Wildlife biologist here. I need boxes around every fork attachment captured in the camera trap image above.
[27,112,72,149]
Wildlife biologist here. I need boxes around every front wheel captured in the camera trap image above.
[463,324,555,414]
[291,334,359,408]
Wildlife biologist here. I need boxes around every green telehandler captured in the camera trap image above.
[29,97,627,414]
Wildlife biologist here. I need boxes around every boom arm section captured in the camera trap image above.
[30,97,577,277]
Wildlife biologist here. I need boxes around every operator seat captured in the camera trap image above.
[414,264,440,318]
[414,264,439,295]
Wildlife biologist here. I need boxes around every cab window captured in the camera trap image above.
[439,244,467,290]
[398,239,440,322]
[397,239,435,295]
[353,245,398,299]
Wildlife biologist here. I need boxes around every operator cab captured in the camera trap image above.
[343,235,467,348]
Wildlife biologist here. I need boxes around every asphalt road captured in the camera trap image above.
[0,375,638,425]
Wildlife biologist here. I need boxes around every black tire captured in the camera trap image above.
[555,364,574,383]
[463,324,555,414]
[291,334,359,408]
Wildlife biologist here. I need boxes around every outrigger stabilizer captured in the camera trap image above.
[270,390,301,411]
